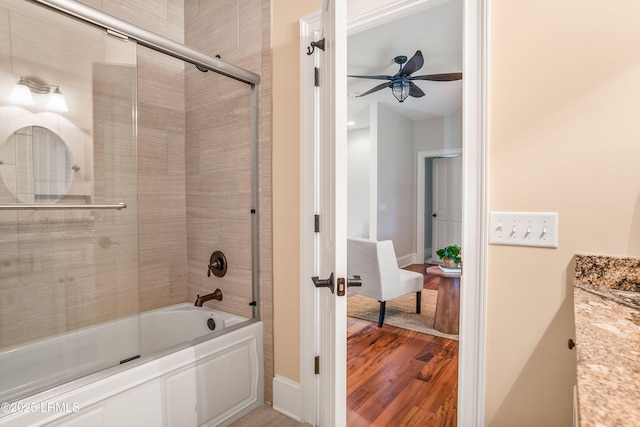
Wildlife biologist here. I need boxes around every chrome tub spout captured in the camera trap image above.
[194,288,224,307]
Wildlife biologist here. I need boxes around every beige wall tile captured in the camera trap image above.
[79,0,184,43]
[185,0,272,403]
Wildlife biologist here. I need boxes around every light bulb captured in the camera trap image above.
[391,80,410,103]
[47,87,68,112]
[9,79,34,106]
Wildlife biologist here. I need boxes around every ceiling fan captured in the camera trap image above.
[348,50,462,103]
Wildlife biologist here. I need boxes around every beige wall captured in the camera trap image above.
[272,0,321,383]
[486,0,640,425]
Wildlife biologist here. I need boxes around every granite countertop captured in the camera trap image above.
[574,254,640,427]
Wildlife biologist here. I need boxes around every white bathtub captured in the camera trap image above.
[0,303,264,426]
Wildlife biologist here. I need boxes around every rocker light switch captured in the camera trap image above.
[489,212,559,248]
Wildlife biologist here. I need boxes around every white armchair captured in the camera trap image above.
[347,238,424,327]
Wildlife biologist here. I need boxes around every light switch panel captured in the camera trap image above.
[489,212,559,248]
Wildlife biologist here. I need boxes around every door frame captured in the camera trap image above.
[300,0,488,425]
[300,13,322,425]
[416,148,462,264]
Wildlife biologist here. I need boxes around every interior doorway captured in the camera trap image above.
[299,0,488,423]
[416,148,462,264]
[424,154,462,263]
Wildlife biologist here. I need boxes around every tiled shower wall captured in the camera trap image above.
[79,0,189,313]
[184,0,273,404]
[0,1,139,347]
[86,0,274,403]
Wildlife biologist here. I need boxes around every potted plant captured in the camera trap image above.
[436,244,461,268]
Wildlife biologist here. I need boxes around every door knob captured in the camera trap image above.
[336,275,362,297]
[348,275,362,288]
[312,273,335,294]
[432,213,437,217]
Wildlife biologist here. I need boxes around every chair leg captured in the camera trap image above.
[416,291,422,314]
[377,301,386,327]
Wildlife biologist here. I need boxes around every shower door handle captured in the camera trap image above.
[312,273,334,294]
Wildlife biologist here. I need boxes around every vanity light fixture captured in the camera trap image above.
[9,77,34,106]
[47,87,69,112]
[9,77,68,112]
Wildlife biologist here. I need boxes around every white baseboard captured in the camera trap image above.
[397,253,417,268]
[272,375,302,422]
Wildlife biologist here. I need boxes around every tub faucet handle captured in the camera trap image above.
[207,251,227,277]
[207,261,219,277]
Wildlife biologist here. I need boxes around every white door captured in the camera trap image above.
[431,156,462,261]
[314,0,348,425]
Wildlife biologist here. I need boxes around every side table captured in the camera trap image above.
[426,265,461,335]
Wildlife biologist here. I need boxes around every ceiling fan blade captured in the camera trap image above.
[408,82,425,98]
[412,72,463,81]
[347,75,393,80]
[357,82,392,97]
[399,50,424,76]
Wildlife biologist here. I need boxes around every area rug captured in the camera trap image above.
[347,290,459,341]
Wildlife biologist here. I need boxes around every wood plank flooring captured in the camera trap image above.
[233,264,458,426]
[346,263,458,426]
[347,318,458,426]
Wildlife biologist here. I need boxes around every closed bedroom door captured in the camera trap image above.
[432,155,462,261]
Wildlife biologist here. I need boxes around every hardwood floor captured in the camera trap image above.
[233,264,458,427]
[346,263,458,427]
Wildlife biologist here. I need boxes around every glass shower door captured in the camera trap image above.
[0,0,139,402]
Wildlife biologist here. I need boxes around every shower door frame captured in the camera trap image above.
[29,0,263,321]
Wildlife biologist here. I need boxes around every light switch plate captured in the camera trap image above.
[489,212,559,248]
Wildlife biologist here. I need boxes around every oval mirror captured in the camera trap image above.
[0,126,74,203]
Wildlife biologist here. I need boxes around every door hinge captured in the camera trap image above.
[314,67,320,87]
[314,214,320,232]
[314,356,320,375]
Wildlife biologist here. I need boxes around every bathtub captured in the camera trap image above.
[0,303,264,426]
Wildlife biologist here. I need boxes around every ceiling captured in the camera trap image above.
[347,0,463,128]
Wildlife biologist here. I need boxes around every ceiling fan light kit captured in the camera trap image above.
[348,50,462,103]
[392,80,410,103]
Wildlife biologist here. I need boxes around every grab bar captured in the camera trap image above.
[0,202,127,210]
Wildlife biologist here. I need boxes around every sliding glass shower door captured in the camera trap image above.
[0,0,139,402]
